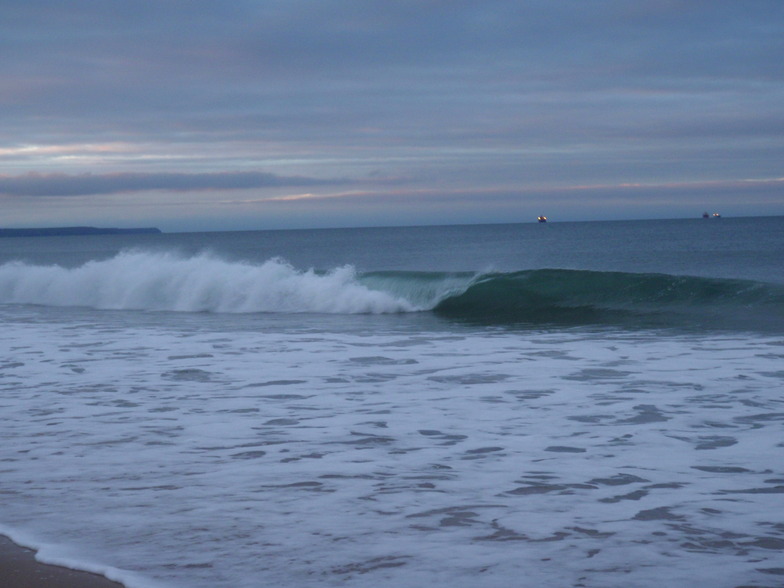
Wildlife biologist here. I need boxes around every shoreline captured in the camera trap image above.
[0,535,126,588]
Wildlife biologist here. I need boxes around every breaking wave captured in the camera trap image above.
[1,252,783,330]
[0,252,415,314]
[430,269,784,331]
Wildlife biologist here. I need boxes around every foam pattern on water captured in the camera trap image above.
[1,309,783,587]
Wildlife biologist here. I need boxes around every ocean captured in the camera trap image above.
[0,217,783,588]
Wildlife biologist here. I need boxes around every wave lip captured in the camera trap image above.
[0,252,415,314]
[432,269,784,331]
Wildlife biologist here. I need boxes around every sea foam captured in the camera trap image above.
[2,312,783,588]
[0,251,416,314]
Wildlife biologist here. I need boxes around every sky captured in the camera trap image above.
[1,0,782,232]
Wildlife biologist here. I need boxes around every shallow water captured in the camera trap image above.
[1,303,783,587]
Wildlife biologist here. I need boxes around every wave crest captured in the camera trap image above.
[434,269,784,330]
[0,252,416,314]
[2,254,782,330]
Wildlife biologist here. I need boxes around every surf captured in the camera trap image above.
[0,251,416,314]
[430,268,784,330]
[0,251,782,331]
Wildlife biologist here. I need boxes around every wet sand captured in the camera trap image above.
[0,535,125,588]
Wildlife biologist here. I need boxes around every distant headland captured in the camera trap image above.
[0,226,162,238]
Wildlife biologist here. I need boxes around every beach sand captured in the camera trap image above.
[0,535,125,588]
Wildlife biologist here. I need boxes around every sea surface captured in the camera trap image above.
[1,217,783,588]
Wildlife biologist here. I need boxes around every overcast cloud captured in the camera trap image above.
[0,171,341,197]
[1,0,782,230]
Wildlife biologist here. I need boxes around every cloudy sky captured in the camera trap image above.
[1,0,782,231]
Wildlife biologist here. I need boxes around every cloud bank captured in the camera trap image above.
[0,171,336,197]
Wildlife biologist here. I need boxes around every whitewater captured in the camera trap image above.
[0,252,420,314]
[1,218,783,588]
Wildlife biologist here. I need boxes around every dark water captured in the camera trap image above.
[1,216,782,332]
[2,216,782,279]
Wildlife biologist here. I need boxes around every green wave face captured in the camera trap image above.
[364,269,784,331]
[359,271,479,310]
